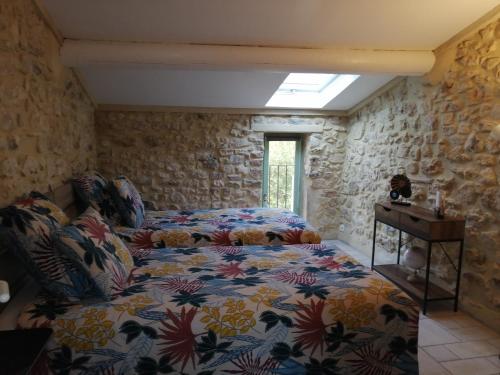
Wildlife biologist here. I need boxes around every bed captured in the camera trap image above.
[114,207,322,249]
[71,173,322,249]
[1,182,418,374]
[18,242,419,374]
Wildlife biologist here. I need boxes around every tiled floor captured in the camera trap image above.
[329,240,500,375]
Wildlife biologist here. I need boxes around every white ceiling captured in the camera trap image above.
[43,0,499,49]
[41,0,500,110]
[79,67,394,110]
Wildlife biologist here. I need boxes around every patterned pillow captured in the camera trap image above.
[72,172,120,224]
[56,207,133,299]
[110,176,145,228]
[0,192,101,300]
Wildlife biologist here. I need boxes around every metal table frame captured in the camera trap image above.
[371,218,464,314]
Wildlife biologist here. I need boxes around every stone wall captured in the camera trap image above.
[95,111,347,237]
[302,117,348,238]
[339,19,500,329]
[0,0,96,206]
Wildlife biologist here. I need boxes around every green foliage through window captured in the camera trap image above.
[267,141,296,210]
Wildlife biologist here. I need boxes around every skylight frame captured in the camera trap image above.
[280,73,337,93]
[266,73,360,109]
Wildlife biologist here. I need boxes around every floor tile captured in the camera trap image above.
[329,240,373,267]
[448,326,500,342]
[419,319,460,347]
[419,349,452,374]
[488,339,500,350]
[445,341,499,359]
[424,345,460,362]
[429,312,484,330]
[442,358,500,375]
[486,355,500,369]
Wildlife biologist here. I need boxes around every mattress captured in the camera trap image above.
[18,243,419,374]
[114,207,322,248]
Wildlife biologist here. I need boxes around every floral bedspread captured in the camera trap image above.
[114,207,322,249]
[18,243,418,374]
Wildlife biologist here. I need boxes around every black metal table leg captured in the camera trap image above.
[371,219,377,270]
[397,229,402,264]
[423,241,432,315]
[454,240,464,312]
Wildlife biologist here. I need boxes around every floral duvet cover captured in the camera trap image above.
[114,207,322,249]
[18,243,418,374]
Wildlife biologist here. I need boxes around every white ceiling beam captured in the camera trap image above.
[61,40,435,75]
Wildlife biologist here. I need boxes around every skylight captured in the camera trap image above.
[266,73,360,109]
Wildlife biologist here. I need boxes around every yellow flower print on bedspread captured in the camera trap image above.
[184,254,209,266]
[191,212,217,220]
[112,236,134,272]
[141,263,183,276]
[366,278,398,300]
[113,295,154,316]
[327,290,377,329]
[278,251,302,261]
[156,230,192,247]
[249,286,281,308]
[247,259,281,269]
[232,229,266,245]
[201,299,256,337]
[55,309,115,350]
[300,230,321,244]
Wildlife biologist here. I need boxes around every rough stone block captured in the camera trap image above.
[422,158,444,175]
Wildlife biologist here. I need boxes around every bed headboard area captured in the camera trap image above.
[0,182,80,313]
[45,182,80,220]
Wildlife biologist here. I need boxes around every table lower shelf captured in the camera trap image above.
[373,264,454,302]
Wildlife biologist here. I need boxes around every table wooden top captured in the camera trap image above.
[377,201,465,223]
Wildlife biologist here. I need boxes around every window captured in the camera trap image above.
[266,73,359,109]
[262,136,302,214]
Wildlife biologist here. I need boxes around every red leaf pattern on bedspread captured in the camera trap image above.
[81,215,109,244]
[238,213,255,220]
[212,230,232,246]
[159,307,198,371]
[129,247,152,260]
[159,277,204,294]
[294,299,328,355]
[212,246,241,255]
[217,262,246,278]
[317,256,343,270]
[347,344,395,375]
[171,215,190,223]
[230,352,279,374]
[283,229,303,244]
[16,197,36,207]
[274,271,316,285]
[131,231,155,250]
[277,216,301,224]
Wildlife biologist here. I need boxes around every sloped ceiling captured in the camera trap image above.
[41,0,500,111]
[79,67,395,110]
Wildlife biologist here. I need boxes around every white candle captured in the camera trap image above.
[435,191,441,209]
[0,280,10,303]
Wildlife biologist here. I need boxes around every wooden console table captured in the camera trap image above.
[371,202,465,314]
